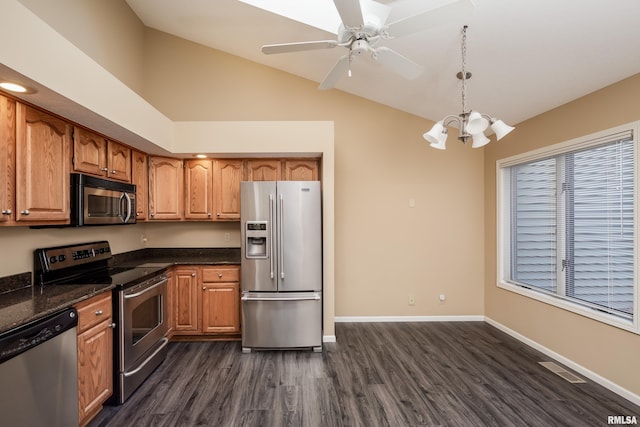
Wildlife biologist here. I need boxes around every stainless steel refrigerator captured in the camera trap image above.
[240,181,322,352]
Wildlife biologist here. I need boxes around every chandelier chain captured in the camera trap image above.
[461,25,468,115]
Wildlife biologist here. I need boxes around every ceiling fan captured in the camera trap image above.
[261,0,472,90]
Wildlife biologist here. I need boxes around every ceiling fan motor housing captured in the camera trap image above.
[351,39,369,55]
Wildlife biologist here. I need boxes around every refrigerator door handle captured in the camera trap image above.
[241,294,321,302]
[279,193,285,280]
[269,194,275,279]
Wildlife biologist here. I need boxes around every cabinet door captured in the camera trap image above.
[185,159,213,219]
[78,319,113,425]
[107,140,131,182]
[15,103,71,222]
[131,150,148,220]
[214,159,242,220]
[202,282,240,334]
[174,268,199,333]
[148,156,183,220]
[246,159,281,181]
[284,159,319,181]
[0,95,15,224]
[73,127,107,177]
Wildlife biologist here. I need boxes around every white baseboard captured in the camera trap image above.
[485,317,640,407]
[334,315,485,323]
[322,335,336,343]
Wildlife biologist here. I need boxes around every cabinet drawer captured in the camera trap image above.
[201,266,239,283]
[76,293,112,334]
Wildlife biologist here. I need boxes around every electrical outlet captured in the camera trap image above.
[224,232,231,242]
[408,295,415,306]
[439,294,446,302]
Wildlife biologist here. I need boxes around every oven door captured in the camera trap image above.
[119,275,168,372]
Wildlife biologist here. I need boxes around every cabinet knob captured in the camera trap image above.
[111,170,117,174]
[218,273,223,278]
[1,209,11,215]
[207,212,212,217]
[191,273,196,277]
[101,167,108,172]
[216,213,221,217]
[95,309,103,316]
[20,210,30,215]
[108,322,116,329]
[202,286,206,290]
[150,213,155,217]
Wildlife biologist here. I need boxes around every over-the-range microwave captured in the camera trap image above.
[71,173,136,226]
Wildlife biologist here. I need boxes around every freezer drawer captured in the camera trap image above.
[241,292,322,352]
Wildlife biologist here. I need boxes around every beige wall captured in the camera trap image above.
[18,0,146,93]
[484,73,640,397]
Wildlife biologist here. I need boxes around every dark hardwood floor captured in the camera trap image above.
[89,322,639,426]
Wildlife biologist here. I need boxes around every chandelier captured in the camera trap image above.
[423,25,514,150]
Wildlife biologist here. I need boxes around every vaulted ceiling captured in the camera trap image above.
[127,0,640,126]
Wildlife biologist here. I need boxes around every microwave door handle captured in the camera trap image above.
[123,192,132,223]
[117,193,126,222]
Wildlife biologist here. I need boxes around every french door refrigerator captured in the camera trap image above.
[240,181,322,352]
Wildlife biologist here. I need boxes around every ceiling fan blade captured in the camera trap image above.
[319,55,351,90]
[333,0,364,28]
[385,0,473,38]
[373,47,423,80]
[261,40,338,55]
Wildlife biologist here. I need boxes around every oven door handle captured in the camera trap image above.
[124,278,167,299]
[123,337,169,378]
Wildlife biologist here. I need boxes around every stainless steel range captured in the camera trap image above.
[34,241,169,404]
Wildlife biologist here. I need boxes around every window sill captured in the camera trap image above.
[497,280,637,334]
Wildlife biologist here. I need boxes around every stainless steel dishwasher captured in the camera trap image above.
[0,308,79,427]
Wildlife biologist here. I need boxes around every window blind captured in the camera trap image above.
[509,131,634,318]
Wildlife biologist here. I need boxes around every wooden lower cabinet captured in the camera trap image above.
[170,265,241,338]
[201,267,241,334]
[75,292,114,427]
[173,267,199,333]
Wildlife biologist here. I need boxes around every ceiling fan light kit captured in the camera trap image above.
[423,25,514,150]
[260,0,472,90]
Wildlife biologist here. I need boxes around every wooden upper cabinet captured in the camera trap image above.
[284,159,319,181]
[148,156,183,220]
[0,95,16,224]
[246,159,281,181]
[185,159,214,220]
[73,127,107,176]
[15,103,71,223]
[131,150,148,220]
[107,140,131,182]
[73,127,131,182]
[214,159,242,220]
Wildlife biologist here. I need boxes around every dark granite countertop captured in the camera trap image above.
[111,247,241,267]
[0,247,240,335]
[0,283,114,334]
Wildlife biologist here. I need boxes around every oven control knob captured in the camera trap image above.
[108,323,116,329]
[58,255,66,262]
[49,256,57,264]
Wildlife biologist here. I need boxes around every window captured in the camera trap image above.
[498,124,638,330]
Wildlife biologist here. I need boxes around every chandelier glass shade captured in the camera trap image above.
[423,26,514,150]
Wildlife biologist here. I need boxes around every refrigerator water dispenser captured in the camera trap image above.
[245,221,268,258]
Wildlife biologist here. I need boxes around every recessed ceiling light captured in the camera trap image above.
[0,81,35,94]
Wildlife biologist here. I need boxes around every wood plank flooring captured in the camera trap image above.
[89,322,639,426]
